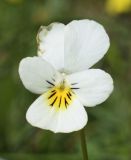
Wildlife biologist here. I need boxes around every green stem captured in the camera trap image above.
[80,128,88,160]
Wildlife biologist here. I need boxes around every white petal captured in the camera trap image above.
[26,94,87,133]
[37,23,65,72]
[19,56,60,94]
[64,19,110,73]
[67,69,113,107]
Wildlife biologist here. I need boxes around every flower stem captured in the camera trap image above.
[80,128,88,160]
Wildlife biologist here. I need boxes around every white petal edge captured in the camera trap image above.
[26,94,88,133]
[37,23,65,72]
[67,69,113,107]
[19,56,61,94]
[64,19,110,73]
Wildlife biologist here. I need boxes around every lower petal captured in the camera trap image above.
[26,94,87,133]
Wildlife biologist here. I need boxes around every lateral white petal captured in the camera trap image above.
[19,57,60,94]
[37,23,65,71]
[26,95,87,133]
[64,19,110,73]
[67,69,113,107]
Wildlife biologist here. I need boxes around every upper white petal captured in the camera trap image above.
[37,19,110,73]
[26,94,87,133]
[64,20,110,73]
[19,56,60,94]
[37,23,64,71]
[67,69,113,107]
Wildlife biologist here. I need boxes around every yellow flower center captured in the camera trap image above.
[44,81,75,110]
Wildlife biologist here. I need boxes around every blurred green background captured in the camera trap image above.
[0,0,131,160]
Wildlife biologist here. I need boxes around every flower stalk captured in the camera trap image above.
[80,128,88,160]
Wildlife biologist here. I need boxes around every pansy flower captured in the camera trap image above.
[19,20,113,133]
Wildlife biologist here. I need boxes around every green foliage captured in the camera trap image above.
[0,0,131,159]
[1,153,81,160]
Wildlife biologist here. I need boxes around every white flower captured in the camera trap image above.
[19,19,113,133]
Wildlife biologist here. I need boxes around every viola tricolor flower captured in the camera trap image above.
[19,19,113,133]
